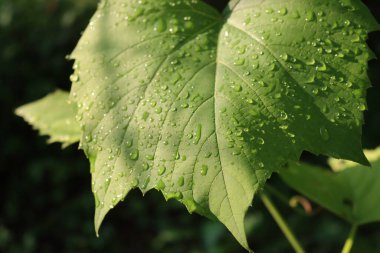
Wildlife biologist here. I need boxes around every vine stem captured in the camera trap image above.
[260,192,306,253]
[341,225,358,253]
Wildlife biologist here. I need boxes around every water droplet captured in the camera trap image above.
[184,21,194,30]
[358,103,366,111]
[156,179,165,190]
[257,137,265,145]
[252,63,259,69]
[316,62,327,72]
[193,124,202,144]
[306,75,315,84]
[142,111,149,121]
[141,177,150,189]
[280,111,288,120]
[291,10,300,19]
[70,74,79,82]
[305,58,316,66]
[244,98,253,104]
[265,8,274,14]
[129,150,139,161]
[232,84,242,92]
[84,134,92,143]
[155,107,162,114]
[200,165,208,176]
[158,166,166,176]
[183,199,197,213]
[305,11,315,22]
[351,34,360,43]
[280,53,289,61]
[319,127,329,141]
[146,154,154,160]
[233,58,245,66]
[142,162,150,171]
[177,176,184,187]
[131,178,139,187]
[126,139,133,148]
[277,8,287,16]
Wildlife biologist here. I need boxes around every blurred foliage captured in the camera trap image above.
[0,0,379,253]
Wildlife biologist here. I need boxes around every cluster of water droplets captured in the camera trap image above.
[69,0,228,212]
[69,0,373,213]
[211,1,372,171]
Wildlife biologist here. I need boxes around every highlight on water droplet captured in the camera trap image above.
[70,74,79,82]
[319,127,329,141]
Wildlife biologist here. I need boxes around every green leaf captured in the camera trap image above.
[16,90,80,147]
[69,0,378,250]
[280,148,380,225]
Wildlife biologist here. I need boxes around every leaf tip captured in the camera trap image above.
[356,150,371,167]
[94,205,109,239]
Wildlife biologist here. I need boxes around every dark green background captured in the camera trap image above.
[1,1,379,252]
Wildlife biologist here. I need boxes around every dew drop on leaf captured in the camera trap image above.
[200,165,208,176]
[280,111,288,120]
[156,179,166,190]
[158,165,166,175]
[305,11,315,22]
[277,8,287,16]
[319,127,330,141]
[70,74,79,82]
[193,124,202,145]
[177,176,184,187]
[131,178,139,187]
[358,103,367,111]
[129,149,139,161]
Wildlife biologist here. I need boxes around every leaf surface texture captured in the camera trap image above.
[69,0,378,249]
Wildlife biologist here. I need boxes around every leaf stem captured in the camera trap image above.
[341,224,358,253]
[261,192,306,253]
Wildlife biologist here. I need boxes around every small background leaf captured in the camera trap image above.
[15,90,80,147]
[280,148,380,225]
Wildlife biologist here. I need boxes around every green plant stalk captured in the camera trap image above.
[341,225,358,253]
[261,193,306,253]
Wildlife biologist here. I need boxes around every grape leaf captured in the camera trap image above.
[16,90,80,147]
[280,148,380,225]
[69,0,379,250]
